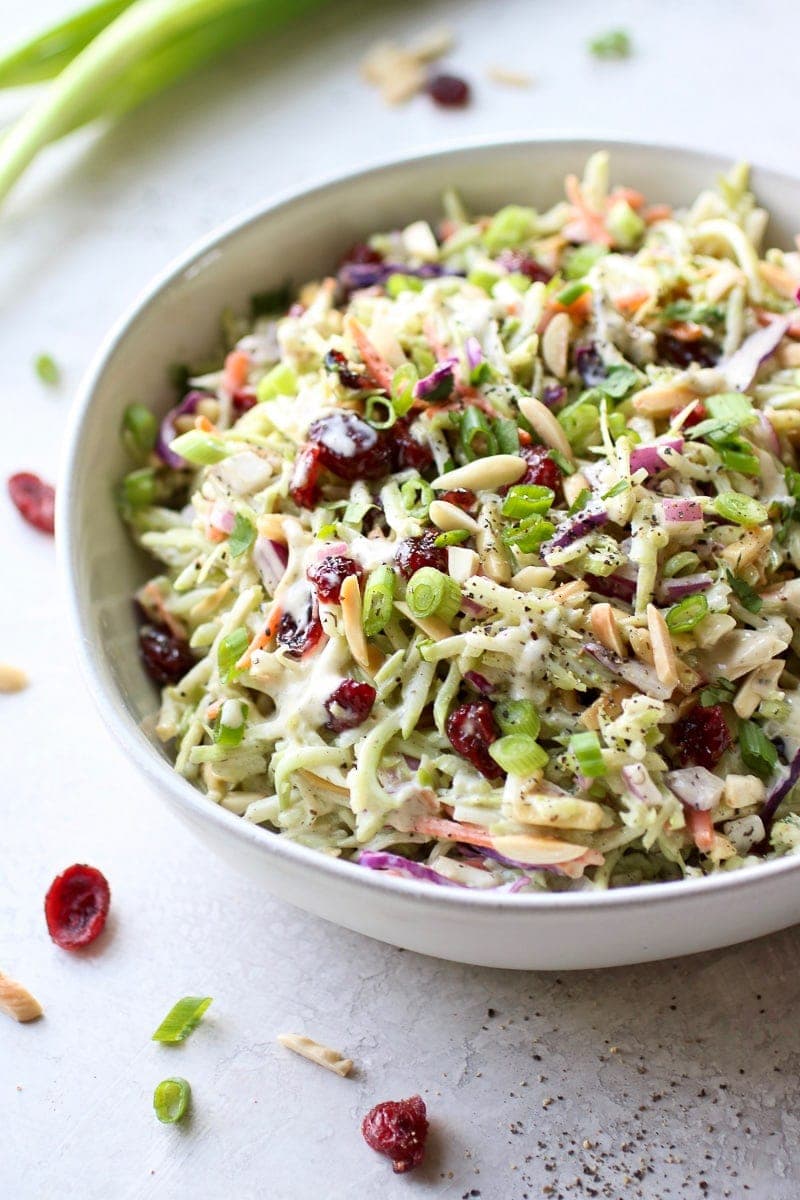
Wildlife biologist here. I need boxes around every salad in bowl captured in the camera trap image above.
[118,151,800,895]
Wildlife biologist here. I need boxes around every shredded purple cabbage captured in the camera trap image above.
[720,315,793,392]
[761,748,800,829]
[414,358,457,401]
[584,571,637,603]
[574,344,607,387]
[465,336,483,371]
[658,573,713,602]
[156,390,206,469]
[463,669,494,695]
[338,261,455,292]
[543,501,608,554]
[542,384,567,408]
[357,850,462,886]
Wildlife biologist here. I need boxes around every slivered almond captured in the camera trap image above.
[733,659,784,720]
[432,454,527,492]
[720,526,772,572]
[511,793,605,831]
[632,381,696,417]
[0,664,28,693]
[429,499,480,534]
[190,579,233,620]
[590,603,626,658]
[562,471,590,508]
[579,682,637,729]
[0,972,43,1023]
[486,65,533,88]
[552,580,588,603]
[512,565,555,590]
[491,833,590,865]
[764,409,800,439]
[517,394,575,464]
[298,769,350,797]
[627,626,654,665]
[340,575,382,675]
[647,604,679,690]
[278,1033,353,1077]
[541,311,571,379]
[394,601,453,641]
[409,23,455,60]
[256,513,287,542]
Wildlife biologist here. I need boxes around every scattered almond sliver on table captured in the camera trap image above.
[0,971,43,1023]
[278,1033,353,1077]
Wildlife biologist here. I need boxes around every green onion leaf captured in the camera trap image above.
[386,272,424,297]
[570,730,606,778]
[391,362,418,417]
[120,466,157,508]
[460,407,497,459]
[699,678,735,707]
[489,734,548,775]
[169,430,230,465]
[596,364,639,399]
[228,513,255,558]
[706,392,756,427]
[152,996,212,1043]
[493,417,520,455]
[588,29,632,58]
[663,551,701,578]
[362,565,396,638]
[121,402,158,460]
[153,1077,191,1125]
[400,477,433,519]
[567,487,592,516]
[34,352,60,385]
[548,448,576,476]
[662,301,725,325]
[501,514,555,552]
[434,529,470,547]
[555,281,590,307]
[218,627,249,683]
[665,593,709,634]
[713,492,768,527]
[725,569,763,614]
[494,699,541,740]
[484,205,539,255]
[257,361,296,402]
[406,567,461,623]
[501,484,555,519]
[563,243,608,280]
[601,479,630,500]
[739,719,779,780]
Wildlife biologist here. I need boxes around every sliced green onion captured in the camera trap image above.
[494,699,541,740]
[34,352,60,385]
[558,402,599,452]
[391,362,418,417]
[501,484,555,519]
[699,678,736,707]
[739,719,779,780]
[596,364,639,399]
[120,467,156,507]
[218,627,249,683]
[501,514,555,552]
[483,205,538,255]
[493,417,520,455]
[706,392,756,427]
[662,551,700,578]
[567,487,591,516]
[467,266,502,294]
[213,700,248,747]
[401,477,433,519]
[713,492,768,527]
[434,529,470,547]
[715,440,760,476]
[153,1077,191,1125]
[406,567,461,623]
[152,996,212,1043]
[256,361,297,403]
[228,512,255,558]
[570,730,606,778]
[169,430,230,465]
[563,242,608,280]
[588,28,632,58]
[316,522,337,540]
[665,593,708,634]
[726,569,763,614]
[470,360,492,387]
[121,401,158,460]
[555,281,590,307]
[386,272,423,297]
[362,565,396,637]
[601,479,630,500]
[548,448,576,476]
[489,734,548,775]
[606,200,644,249]
[460,407,497,459]
[364,394,396,429]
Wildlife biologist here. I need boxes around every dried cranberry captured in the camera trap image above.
[427,72,471,108]
[139,624,195,685]
[519,445,562,492]
[324,679,377,732]
[276,585,323,657]
[308,412,391,482]
[232,389,258,414]
[289,444,322,509]
[671,400,708,427]
[390,419,434,472]
[656,332,720,369]
[44,864,110,950]
[497,250,552,283]
[446,700,504,780]
[574,344,607,387]
[395,530,447,579]
[307,555,363,603]
[324,348,371,391]
[8,472,55,534]
[440,488,476,511]
[340,242,383,267]
[672,703,732,770]
[361,1095,429,1174]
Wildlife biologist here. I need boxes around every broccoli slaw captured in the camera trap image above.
[120,152,800,893]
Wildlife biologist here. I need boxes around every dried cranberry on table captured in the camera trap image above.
[671,703,732,770]
[308,412,391,482]
[324,679,376,732]
[427,72,471,108]
[276,586,323,657]
[395,530,447,579]
[656,331,720,369]
[307,555,363,604]
[44,864,111,951]
[8,472,56,534]
[446,699,504,780]
[289,444,323,509]
[361,1094,429,1174]
[518,444,562,492]
[139,624,195,685]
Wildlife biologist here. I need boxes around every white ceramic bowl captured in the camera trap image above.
[60,136,800,969]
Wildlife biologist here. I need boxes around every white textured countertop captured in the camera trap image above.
[3,1,800,1196]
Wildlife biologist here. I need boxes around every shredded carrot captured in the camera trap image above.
[559,849,605,879]
[642,203,672,224]
[666,321,706,342]
[685,807,715,854]
[223,349,250,392]
[756,309,800,338]
[142,582,186,640]
[345,316,394,391]
[614,290,651,315]
[565,174,612,246]
[207,701,222,721]
[608,186,645,211]
[412,816,494,847]
[518,428,532,445]
[207,526,226,543]
[195,414,218,434]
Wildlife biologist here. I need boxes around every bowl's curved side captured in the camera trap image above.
[59,136,800,969]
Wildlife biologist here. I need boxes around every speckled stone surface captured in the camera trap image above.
[3,0,800,1196]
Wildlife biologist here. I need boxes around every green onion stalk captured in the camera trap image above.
[0,0,328,207]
